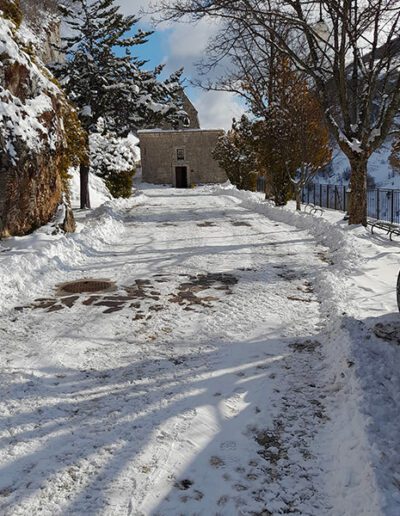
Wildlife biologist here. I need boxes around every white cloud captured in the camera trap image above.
[167,19,218,59]
[115,1,243,131]
[117,0,151,16]
[194,90,244,130]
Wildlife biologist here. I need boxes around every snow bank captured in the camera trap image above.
[69,167,112,209]
[0,194,147,314]
[208,183,400,516]
[210,183,360,275]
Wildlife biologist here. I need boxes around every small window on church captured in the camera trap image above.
[177,148,185,161]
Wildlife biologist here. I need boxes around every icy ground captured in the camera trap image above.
[0,185,399,515]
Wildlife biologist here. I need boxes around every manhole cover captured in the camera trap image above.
[57,279,116,295]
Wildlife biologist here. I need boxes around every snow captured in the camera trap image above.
[0,17,61,160]
[89,128,140,181]
[0,184,399,515]
[315,141,400,189]
[69,167,112,209]
[210,184,400,515]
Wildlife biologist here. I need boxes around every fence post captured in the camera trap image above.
[308,185,310,204]
[320,184,322,208]
[327,185,330,209]
[314,183,316,204]
[334,186,337,210]
[391,190,394,223]
[343,186,346,212]
[376,189,380,220]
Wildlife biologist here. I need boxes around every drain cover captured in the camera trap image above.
[57,279,116,295]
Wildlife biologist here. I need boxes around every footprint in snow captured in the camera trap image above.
[174,479,194,490]
[220,440,237,450]
[209,456,225,468]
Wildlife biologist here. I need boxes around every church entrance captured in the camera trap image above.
[175,167,188,188]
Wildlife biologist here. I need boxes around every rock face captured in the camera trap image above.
[39,19,64,65]
[19,0,64,65]
[0,0,81,237]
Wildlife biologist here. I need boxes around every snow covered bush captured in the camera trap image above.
[90,124,138,198]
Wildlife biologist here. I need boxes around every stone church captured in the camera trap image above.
[138,93,227,188]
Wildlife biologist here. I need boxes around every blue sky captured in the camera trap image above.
[128,26,196,98]
[117,0,244,129]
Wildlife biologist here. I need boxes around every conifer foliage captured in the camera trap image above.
[213,115,258,192]
[53,0,186,207]
[90,120,138,199]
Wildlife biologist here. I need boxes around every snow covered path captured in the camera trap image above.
[0,187,356,515]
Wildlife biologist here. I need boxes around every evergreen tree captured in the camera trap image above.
[213,116,258,192]
[53,0,186,207]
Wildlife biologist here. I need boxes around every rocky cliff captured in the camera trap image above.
[19,0,64,65]
[0,0,84,238]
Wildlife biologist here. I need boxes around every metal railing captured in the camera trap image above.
[302,184,400,224]
[256,178,400,224]
[302,184,348,212]
[256,177,266,193]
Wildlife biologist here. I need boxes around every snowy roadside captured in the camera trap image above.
[210,183,400,515]
[1,185,334,515]
[0,182,146,315]
[0,182,398,515]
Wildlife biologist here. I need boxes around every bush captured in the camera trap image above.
[90,124,138,198]
[213,116,258,192]
[105,169,135,198]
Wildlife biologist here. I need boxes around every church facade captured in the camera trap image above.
[138,93,227,187]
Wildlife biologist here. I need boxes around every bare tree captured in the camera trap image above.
[157,0,400,225]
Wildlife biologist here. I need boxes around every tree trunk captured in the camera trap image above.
[348,156,368,225]
[274,194,287,207]
[296,190,301,211]
[80,162,91,209]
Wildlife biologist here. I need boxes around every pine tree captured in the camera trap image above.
[53,0,186,208]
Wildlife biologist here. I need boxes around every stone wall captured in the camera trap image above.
[181,92,200,129]
[138,130,227,186]
[158,90,200,130]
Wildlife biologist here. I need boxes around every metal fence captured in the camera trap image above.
[256,177,266,193]
[256,178,400,224]
[302,183,400,224]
